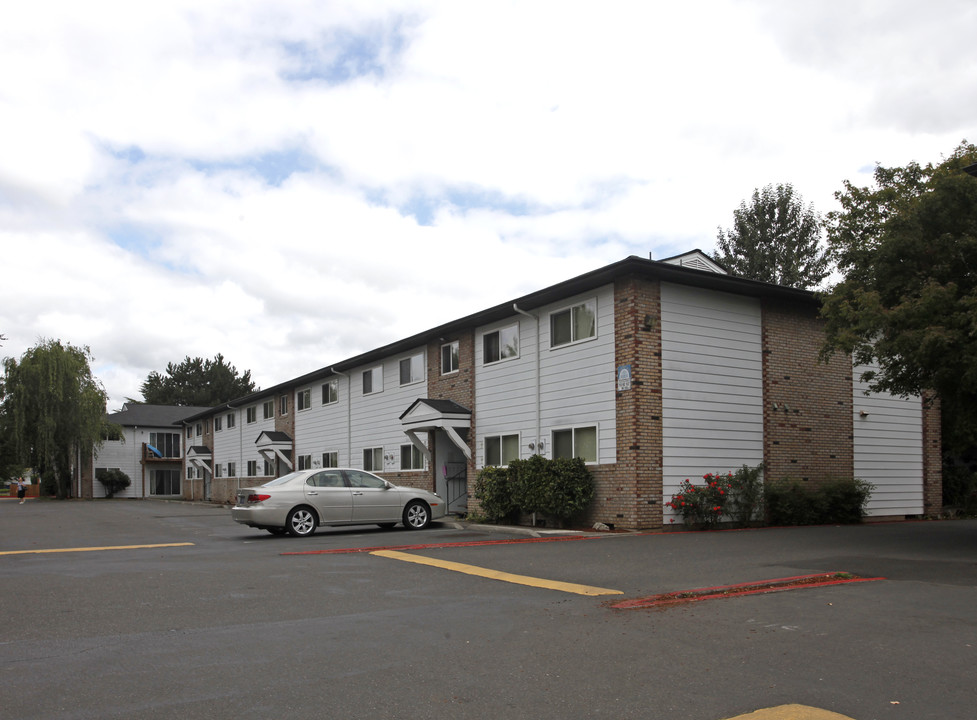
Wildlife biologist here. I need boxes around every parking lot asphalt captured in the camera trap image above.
[1,498,975,720]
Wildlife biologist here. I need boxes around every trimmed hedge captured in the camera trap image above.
[474,455,594,526]
[765,478,874,526]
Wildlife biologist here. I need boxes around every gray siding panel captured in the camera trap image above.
[660,283,764,523]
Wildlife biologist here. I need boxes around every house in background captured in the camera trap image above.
[80,403,211,499]
[181,251,942,528]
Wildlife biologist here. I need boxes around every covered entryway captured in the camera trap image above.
[255,431,293,478]
[186,445,213,500]
[400,399,471,515]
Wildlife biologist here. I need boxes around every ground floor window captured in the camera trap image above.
[552,426,597,463]
[401,444,424,470]
[484,433,519,466]
[297,454,312,470]
[247,460,258,477]
[363,447,383,472]
[322,451,338,468]
[150,469,181,495]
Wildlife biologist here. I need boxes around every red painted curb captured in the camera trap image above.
[610,572,884,609]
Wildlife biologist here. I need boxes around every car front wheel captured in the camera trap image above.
[286,507,318,537]
[402,500,430,530]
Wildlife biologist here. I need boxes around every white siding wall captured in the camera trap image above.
[852,365,924,516]
[347,349,430,473]
[660,283,764,522]
[93,427,143,498]
[295,379,354,469]
[213,408,244,479]
[475,285,617,466]
[241,402,276,477]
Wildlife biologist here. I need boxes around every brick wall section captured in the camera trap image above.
[921,392,943,517]
[596,275,662,529]
[423,330,476,500]
[762,300,853,487]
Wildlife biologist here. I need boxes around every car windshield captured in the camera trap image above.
[261,471,304,487]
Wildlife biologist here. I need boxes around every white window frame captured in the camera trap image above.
[263,400,274,420]
[247,460,258,477]
[400,444,425,471]
[246,406,257,424]
[551,425,598,464]
[484,433,520,467]
[297,388,311,411]
[280,395,288,415]
[322,451,338,468]
[227,462,236,477]
[214,464,222,479]
[362,367,383,395]
[226,412,236,429]
[550,298,597,348]
[363,447,383,472]
[322,380,338,405]
[441,341,459,375]
[214,415,223,432]
[483,323,519,365]
[297,454,312,471]
[399,353,424,386]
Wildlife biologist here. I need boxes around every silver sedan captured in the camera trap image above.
[231,468,446,537]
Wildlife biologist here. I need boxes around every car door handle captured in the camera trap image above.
[352,491,364,496]
[307,491,318,495]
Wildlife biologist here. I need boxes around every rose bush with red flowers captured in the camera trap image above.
[667,464,764,529]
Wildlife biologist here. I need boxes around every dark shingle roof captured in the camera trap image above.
[106,403,212,428]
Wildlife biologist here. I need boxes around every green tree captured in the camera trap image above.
[714,183,830,289]
[139,354,256,406]
[820,141,977,450]
[1,339,109,498]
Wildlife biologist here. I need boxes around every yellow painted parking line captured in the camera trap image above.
[724,704,855,719]
[0,543,194,556]
[371,549,623,596]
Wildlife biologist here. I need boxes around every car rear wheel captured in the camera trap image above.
[402,500,430,530]
[286,507,318,537]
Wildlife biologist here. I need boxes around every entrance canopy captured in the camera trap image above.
[400,399,472,461]
[186,446,212,476]
[255,431,294,470]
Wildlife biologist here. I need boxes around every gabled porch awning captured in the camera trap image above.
[400,399,472,461]
[255,431,293,470]
[186,446,213,475]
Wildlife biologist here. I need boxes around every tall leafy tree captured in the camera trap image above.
[140,353,256,406]
[714,183,830,289]
[820,141,977,450]
[1,339,108,498]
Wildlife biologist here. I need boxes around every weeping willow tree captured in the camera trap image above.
[1,339,108,498]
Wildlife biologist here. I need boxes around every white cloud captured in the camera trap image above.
[0,0,972,410]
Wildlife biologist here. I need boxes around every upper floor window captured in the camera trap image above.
[552,425,598,463]
[195,423,202,437]
[399,353,424,386]
[149,432,181,458]
[483,323,519,364]
[214,415,223,432]
[441,341,459,374]
[322,380,338,405]
[550,299,596,347]
[263,400,274,420]
[280,395,288,415]
[246,406,257,424]
[362,367,383,395]
[226,412,236,429]
[297,389,311,411]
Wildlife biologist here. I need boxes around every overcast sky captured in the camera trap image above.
[1,0,973,412]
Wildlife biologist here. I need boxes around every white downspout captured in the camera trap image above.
[513,303,541,527]
[330,367,351,466]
